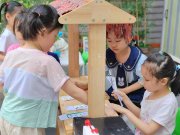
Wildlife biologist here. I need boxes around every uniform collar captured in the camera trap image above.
[106,46,142,71]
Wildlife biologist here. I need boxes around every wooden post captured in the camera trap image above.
[68,24,80,77]
[88,24,106,117]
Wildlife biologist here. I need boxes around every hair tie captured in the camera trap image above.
[32,12,41,18]
[176,65,180,71]
[6,2,9,6]
[171,65,180,83]
[159,51,164,55]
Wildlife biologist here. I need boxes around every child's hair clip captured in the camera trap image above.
[159,51,164,55]
[176,65,180,71]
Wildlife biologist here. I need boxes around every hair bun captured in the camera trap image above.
[32,12,40,18]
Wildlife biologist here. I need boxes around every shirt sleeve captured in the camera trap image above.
[0,34,8,53]
[105,66,113,90]
[0,57,7,83]
[136,54,147,85]
[151,102,177,127]
[46,57,69,92]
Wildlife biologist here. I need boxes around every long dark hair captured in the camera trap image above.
[143,52,180,96]
[0,1,23,23]
[19,4,63,40]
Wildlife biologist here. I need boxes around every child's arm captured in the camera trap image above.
[112,91,140,117]
[0,53,5,61]
[111,104,162,135]
[0,83,3,92]
[120,82,143,94]
[70,78,88,90]
[61,79,88,104]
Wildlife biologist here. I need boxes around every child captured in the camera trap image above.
[8,10,60,63]
[111,52,180,135]
[6,9,26,52]
[106,24,147,107]
[0,5,87,135]
[0,1,24,62]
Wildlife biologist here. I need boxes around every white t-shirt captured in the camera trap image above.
[135,91,178,135]
[0,48,69,128]
[0,28,19,53]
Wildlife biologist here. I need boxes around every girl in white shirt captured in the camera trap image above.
[0,1,24,62]
[111,52,180,135]
[0,5,87,135]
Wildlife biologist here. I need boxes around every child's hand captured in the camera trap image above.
[111,91,118,100]
[110,103,127,114]
[112,90,130,102]
[105,101,118,116]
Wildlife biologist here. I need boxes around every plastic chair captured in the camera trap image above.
[173,108,180,135]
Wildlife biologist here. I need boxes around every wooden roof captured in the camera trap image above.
[58,0,136,24]
[50,0,92,14]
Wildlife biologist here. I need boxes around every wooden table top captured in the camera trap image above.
[57,76,118,135]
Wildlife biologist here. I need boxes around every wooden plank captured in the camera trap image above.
[88,24,106,117]
[162,0,171,52]
[147,20,163,26]
[147,33,162,39]
[175,12,180,58]
[59,91,84,135]
[68,24,80,77]
[147,14,163,20]
[150,1,164,7]
[60,98,83,135]
[168,0,178,55]
[147,7,164,14]
[59,0,136,24]
[56,109,66,135]
[57,78,87,135]
[148,26,162,33]
[147,38,161,44]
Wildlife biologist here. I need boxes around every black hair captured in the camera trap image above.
[0,1,23,23]
[13,9,27,35]
[143,52,180,96]
[19,4,63,41]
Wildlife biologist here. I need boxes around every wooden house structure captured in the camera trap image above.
[56,0,136,134]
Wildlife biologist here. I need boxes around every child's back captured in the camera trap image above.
[0,47,67,127]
